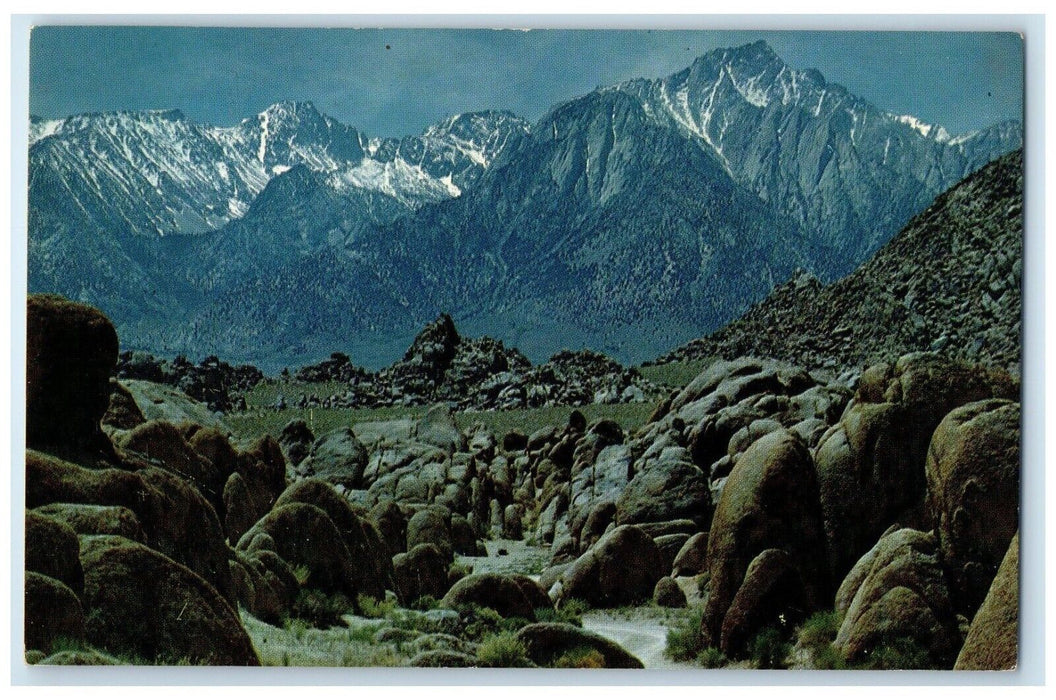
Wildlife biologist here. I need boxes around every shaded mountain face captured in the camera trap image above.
[27,42,1021,371]
[657,148,1024,374]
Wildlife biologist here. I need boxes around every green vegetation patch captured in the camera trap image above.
[456,402,658,437]
[476,631,532,668]
[664,606,707,662]
[553,646,606,669]
[244,380,351,409]
[637,359,713,389]
[749,627,793,670]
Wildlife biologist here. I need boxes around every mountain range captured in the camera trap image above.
[28,41,1021,371]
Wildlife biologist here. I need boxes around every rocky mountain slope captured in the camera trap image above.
[657,149,1023,374]
[28,42,1021,370]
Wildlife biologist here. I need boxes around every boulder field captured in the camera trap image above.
[24,294,1019,670]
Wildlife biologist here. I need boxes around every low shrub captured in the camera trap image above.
[283,617,310,641]
[535,606,584,628]
[859,636,932,670]
[454,604,532,641]
[448,562,472,582]
[797,610,843,650]
[553,646,606,669]
[289,588,354,629]
[291,565,311,587]
[749,627,792,670]
[665,606,706,661]
[345,622,384,644]
[811,644,849,670]
[476,631,532,668]
[356,593,397,619]
[696,647,727,669]
[410,595,441,611]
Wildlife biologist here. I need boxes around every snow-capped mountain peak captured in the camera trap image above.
[28,41,1021,371]
[28,102,530,244]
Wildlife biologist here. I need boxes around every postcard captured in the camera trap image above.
[21,24,1025,674]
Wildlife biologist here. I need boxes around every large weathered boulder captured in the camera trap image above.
[507,574,553,613]
[441,573,536,620]
[272,479,392,599]
[409,650,478,667]
[223,472,258,544]
[114,421,226,515]
[24,572,85,656]
[926,400,1020,614]
[955,533,1019,670]
[79,535,258,665]
[25,509,83,596]
[615,453,711,527]
[278,419,314,467]
[370,499,408,556]
[561,525,663,607]
[502,504,524,540]
[406,508,454,560]
[102,379,147,431]
[26,450,234,604]
[415,404,465,453]
[814,403,918,585]
[672,532,709,577]
[538,563,572,596]
[719,549,810,658]
[392,543,450,606]
[186,426,240,481]
[653,576,687,608]
[577,500,617,551]
[27,294,119,455]
[516,623,644,668]
[298,428,369,488]
[655,533,692,574]
[569,445,629,545]
[34,503,146,543]
[702,430,827,646]
[834,528,960,668]
[236,501,358,598]
[815,354,1018,586]
[120,379,229,431]
[240,434,288,501]
[230,548,297,625]
[881,353,1017,419]
[449,513,485,556]
[670,358,811,415]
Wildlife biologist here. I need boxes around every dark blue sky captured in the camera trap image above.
[29,27,1023,138]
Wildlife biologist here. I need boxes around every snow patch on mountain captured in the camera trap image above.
[896,113,953,142]
[29,117,65,144]
[331,157,460,207]
[257,109,269,163]
[725,65,771,107]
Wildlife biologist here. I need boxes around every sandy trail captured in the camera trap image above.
[581,612,696,670]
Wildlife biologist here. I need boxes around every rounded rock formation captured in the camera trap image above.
[27,294,119,454]
[955,532,1019,670]
[441,573,536,620]
[560,524,663,608]
[702,429,827,646]
[79,535,258,665]
[926,399,1020,613]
